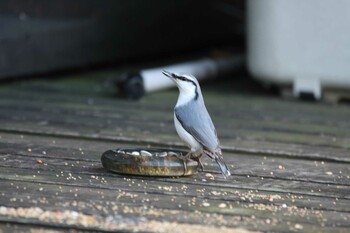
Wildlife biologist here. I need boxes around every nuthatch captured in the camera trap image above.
[162,71,231,177]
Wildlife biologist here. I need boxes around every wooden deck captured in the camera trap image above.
[0,70,349,233]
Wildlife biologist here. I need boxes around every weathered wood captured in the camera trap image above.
[1,164,349,212]
[1,148,349,191]
[0,133,349,231]
[0,132,349,210]
[0,70,350,232]
[0,77,350,164]
[0,132,349,186]
[1,90,350,143]
[0,131,349,196]
[0,219,256,233]
[1,178,349,233]
[0,222,89,233]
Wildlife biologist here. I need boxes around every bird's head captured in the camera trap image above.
[162,71,200,100]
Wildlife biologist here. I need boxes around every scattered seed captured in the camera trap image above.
[203,202,210,207]
[205,173,215,180]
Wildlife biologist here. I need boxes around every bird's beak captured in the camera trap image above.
[162,70,173,79]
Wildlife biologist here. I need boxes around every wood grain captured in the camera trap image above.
[0,71,349,232]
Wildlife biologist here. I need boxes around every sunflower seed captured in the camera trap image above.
[131,151,140,156]
[168,151,179,156]
[157,152,167,157]
[140,150,152,156]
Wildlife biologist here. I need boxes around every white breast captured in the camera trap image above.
[176,90,196,107]
[174,113,203,154]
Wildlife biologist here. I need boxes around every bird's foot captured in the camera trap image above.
[177,152,204,175]
[191,155,204,172]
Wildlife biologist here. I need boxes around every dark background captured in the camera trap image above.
[0,0,245,79]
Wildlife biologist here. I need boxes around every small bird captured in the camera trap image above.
[162,71,231,177]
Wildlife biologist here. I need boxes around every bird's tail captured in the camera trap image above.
[204,149,231,178]
[215,154,231,178]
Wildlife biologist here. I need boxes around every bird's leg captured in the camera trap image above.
[191,154,204,171]
[181,151,192,175]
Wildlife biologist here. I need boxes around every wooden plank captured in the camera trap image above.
[1,71,350,232]
[0,138,349,207]
[0,132,349,187]
[1,89,350,142]
[0,100,349,163]
[0,222,84,233]
[1,164,349,213]
[0,77,350,164]
[3,77,350,133]
[1,146,350,190]
[1,177,349,232]
[0,133,348,231]
[1,178,350,233]
[0,218,256,233]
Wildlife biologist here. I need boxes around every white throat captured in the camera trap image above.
[176,89,196,106]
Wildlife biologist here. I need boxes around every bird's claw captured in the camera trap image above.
[191,154,204,172]
[178,152,205,175]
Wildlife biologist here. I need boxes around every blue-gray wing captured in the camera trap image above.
[175,99,220,151]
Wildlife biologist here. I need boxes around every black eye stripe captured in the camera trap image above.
[173,74,187,82]
[173,74,191,82]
